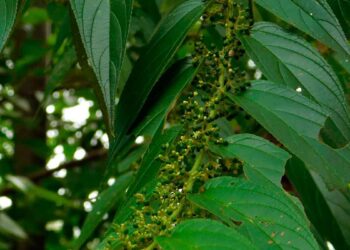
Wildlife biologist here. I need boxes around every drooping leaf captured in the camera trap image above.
[287,157,350,250]
[231,81,350,189]
[209,133,291,187]
[69,0,132,134]
[189,177,319,250]
[254,0,350,57]
[240,22,350,146]
[156,219,258,250]
[0,213,27,240]
[0,0,18,52]
[113,0,209,146]
[73,173,133,250]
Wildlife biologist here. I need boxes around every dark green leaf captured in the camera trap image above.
[113,0,208,146]
[287,157,350,249]
[254,0,350,57]
[209,133,291,187]
[132,61,199,137]
[156,219,258,250]
[70,0,132,134]
[115,145,148,173]
[189,177,319,250]
[240,22,350,146]
[0,0,18,52]
[326,0,350,38]
[73,173,133,250]
[231,81,350,189]
[106,61,197,181]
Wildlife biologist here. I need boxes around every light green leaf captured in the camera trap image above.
[231,81,350,189]
[72,173,133,250]
[70,0,132,134]
[240,22,350,146]
[113,0,209,146]
[156,219,258,250]
[189,177,319,250]
[254,0,350,57]
[0,213,27,240]
[209,133,291,187]
[0,0,18,52]
[287,157,350,249]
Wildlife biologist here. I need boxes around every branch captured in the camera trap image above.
[28,148,107,182]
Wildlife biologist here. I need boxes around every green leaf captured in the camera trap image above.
[232,81,328,139]
[189,177,319,250]
[0,213,27,240]
[326,0,350,38]
[113,0,208,146]
[69,0,132,134]
[125,125,182,199]
[240,22,350,146]
[287,157,350,250]
[138,0,161,23]
[106,61,197,181]
[156,219,258,250]
[0,0,18,52]
[231,81,350,189]
[209,133,291,187]
[254,0,350,57]
[132,61,199,137]
[73,173,133,250]
[115,145,148,173]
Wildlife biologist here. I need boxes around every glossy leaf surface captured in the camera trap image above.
[210,133,290,187]
[114,0,208,145]
[189,177,318,250]
[241,22,350,146]
[254,0,350,57]
[231,81,350,189]
[70,0,132,133]
[157,219,258,250]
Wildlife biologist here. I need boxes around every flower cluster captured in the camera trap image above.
[115,1,252,249]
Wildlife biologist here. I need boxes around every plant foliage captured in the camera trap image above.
[0,0,349,249]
